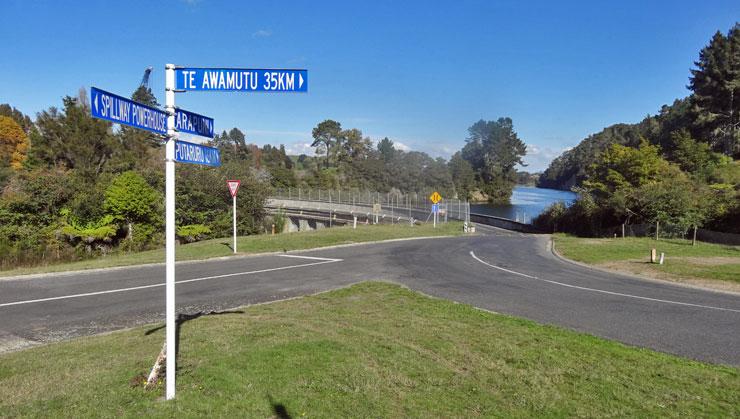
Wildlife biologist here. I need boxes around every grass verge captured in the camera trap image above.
[1,282,738,417]
[553,234,740,285]
[0,222,464,278]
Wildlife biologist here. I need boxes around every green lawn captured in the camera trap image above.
[1,282,737,417]
[0,222,464,277]
[553,234,740,283]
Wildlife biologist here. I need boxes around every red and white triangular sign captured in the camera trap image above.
[227,180,241,197]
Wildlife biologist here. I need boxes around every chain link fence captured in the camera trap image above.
[271,188,471,224]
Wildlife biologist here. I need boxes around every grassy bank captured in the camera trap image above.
[0,222,464,278]
[553,234,740,284]
[1,282,737,417]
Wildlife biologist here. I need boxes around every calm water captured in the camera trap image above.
[470,186,576,223]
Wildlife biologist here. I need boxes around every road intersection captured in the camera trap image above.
[1,230,738,365]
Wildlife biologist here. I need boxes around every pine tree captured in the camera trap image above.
[689,23,740,157]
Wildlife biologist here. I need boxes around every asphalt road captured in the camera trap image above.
[1,227,739,365]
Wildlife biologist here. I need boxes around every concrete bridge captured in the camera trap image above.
[266,190,540,233]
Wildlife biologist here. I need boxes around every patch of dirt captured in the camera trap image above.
[129,373,147,388]
[669,256,740,266]
[0,333,41,353]
[597,259,740,294]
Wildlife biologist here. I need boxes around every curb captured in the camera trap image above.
[549,238,740,297]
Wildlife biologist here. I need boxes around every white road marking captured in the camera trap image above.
[0,258,342,308]
[470,251,538,279]
[469,251,740,313]
[277,254,342,262]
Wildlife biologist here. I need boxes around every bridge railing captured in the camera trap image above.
[270,188,471,223]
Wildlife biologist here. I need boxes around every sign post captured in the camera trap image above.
[155,64,305,401]
[90,80,216,401]
[429,192,442,229]
[164,64,177,401]
[227,180,241,253]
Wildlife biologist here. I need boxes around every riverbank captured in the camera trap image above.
[552,234,740,293]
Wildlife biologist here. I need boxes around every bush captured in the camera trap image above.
[176,224,212,244]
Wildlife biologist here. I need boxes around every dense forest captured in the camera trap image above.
[0,83,527,268]
[535,23,740,234]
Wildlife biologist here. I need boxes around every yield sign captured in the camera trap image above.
[227,180,241,197]
[429,191,442,204]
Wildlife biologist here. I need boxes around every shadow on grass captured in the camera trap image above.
[221,242,234,251]
[145,310,244,359]
[268,394,292,419]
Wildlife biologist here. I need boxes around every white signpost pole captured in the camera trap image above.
[232,194,237,253]
[164,64,177,400]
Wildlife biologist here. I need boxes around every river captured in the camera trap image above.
[470,186,576,223]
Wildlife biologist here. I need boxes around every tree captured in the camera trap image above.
[31,93,118,177]
[584,139,667,199]
[462,118,527,204]
[132,86,159,107]
[0,116,29,170]
[448,152,475,199]
[632,167,710,229]
[670,129,721,176]
[338,128,373,163]
[311,120,342,168]
[377,137,396,162]
[103,171,160,242]
[689,23,740,157]
[0,104,33,134]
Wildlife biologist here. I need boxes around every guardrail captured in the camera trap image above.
[469,213,542,233]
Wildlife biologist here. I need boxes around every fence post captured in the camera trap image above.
[655,221,659,241]
[692,225,697,246]
[622,223,625,238]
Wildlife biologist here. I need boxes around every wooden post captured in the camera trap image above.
[692,225,697,246]
[655,221,659,241]
[271,224,275,235]
[145,341,167,390]
[650,248,657,263]
[622,223,625,238]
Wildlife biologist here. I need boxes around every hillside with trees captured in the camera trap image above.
[535,23,740,234]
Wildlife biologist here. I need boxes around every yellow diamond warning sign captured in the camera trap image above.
[429,191,442,204]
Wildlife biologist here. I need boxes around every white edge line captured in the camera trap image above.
[0,259,342,308]
[277,254,342,262]
[470,251,538,279]
[470,251,740,314]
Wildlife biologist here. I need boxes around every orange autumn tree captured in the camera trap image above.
[0,116,29,170]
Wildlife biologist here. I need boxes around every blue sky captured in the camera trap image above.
[1,0,738,171]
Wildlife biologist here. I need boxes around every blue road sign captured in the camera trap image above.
[91,87,167,135]
[175,68,307,92]
[174,140,221,167]
[432,204,439,213]
[174,108,214,138]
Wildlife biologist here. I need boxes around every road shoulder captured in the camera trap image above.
[549,237,740,296]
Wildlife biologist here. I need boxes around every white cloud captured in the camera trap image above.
[285,142,315,156]
[520,145,570,172]
[393,141,411,151]
[252,29,272,38]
